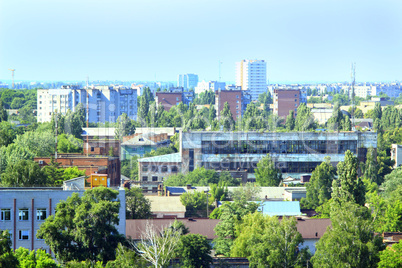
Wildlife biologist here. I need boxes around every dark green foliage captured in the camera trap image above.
[180,191,211,218]
[255,154,282,186]
[164,167,240,187]
[294,103,317,131]
[14,248,58,268]
[176,234,213,268]
[332,150,366,206]
[115,113,136,140]
[57,133,83,153]
[312,202,385,268]
[285,110,295,131]
[193,90,215,105]
[1,159,49,187]
[0,122,16,147]
[120,157,139,180]
[0,89,37,109]
[105,243,147,268]
[213,199,259,256]
[125,187,152,219]
[326,103,351,131]
[241,102,268,131]
[361,147,382,185]
[378,240,402,268]
[0,230,18,268]
[0,99,8,122]
[301,159,336,209]
[37,187,125,263]
[220,102,235,131]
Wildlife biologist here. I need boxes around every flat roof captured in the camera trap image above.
[138,153,181,163]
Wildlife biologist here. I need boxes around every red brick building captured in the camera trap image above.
[273,89,301,118]
[34,154,121,186]
[155,92,183,111]
[215,90,247,121]
[83,139,120,157]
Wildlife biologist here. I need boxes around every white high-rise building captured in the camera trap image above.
[37,85,137,123]
[177,74,199,90]
[236,60,267,101]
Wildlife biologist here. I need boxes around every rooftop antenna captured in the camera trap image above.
[351,63,356,131]
[86,75,89,157]
[8,69,15,88]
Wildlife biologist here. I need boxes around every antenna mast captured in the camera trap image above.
[86,76,89,157]
[351,63,356,131]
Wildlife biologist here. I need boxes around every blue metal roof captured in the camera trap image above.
[258,201,302,216]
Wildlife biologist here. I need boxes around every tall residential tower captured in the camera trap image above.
[236,59,267,101]
[177,74,199,90]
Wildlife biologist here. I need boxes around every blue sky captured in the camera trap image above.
[1,0,401,83]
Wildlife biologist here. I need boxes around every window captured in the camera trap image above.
[19,209,29,221]
[1,209,11,221]
[171,166,178,172]
[19,230,29,240]
[176,97,179,101]
[161,166,168,172]
[151,166,158,172]
[152,176,158,182]
[295,99,297,102]
[236,95,239,98]
[142,176,148,182]
[295,104,298,107]
[37,208,46,221]
[142,166,148,172]
[91,147,94,152]
[236,100,239,103]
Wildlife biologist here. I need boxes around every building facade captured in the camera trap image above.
[273,89,307,118]
[155,90,194,111]
[180,131,377,181]
[0,188,125,252]
[215,89,250,121]
[194,81,226,94]
[177,74,199,90]
[236,59,267,101]
[37,85,137,123]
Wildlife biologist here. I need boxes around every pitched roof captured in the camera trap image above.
[138,153,181,163]
[126,219,220,240]
[296,218,331,239]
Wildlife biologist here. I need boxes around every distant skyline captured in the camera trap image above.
[1,0,401,83]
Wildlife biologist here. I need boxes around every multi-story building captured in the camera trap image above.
[137,131,377,187]
[273,89,307,118]
[236,59,267,101]
[0,187,125,252]
[194,81,226,94]
[215,89,250,121]
[391,144,402,169]
[37,85,137,123]
[177,74,199,90]
[155,90,194,111]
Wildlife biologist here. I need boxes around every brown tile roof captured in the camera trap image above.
[126,218,331,240]
[126,219,220,240]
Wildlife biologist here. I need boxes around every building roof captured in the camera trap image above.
[146,196,186,213]
[258,201,302,216]
[138,153,181,163]
[126,219,220,240]
[125,218,331,240]
[82,128,116,137]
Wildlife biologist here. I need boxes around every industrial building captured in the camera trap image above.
[137,131,377,187]
[37,85,137,123]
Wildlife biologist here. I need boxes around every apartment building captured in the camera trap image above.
[273,89,308,118]
[236,59,267,101]
[215,89,251,121]
[155,90,194,111]
[37,85,137,123]
[0,187,125,252]
[177,74,199,90]
[194,81,226,94]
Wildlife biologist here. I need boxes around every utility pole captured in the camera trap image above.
[8,69,15,88]
[55,111,58,160]
[86,76,89,157]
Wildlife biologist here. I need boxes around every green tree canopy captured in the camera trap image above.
[220,102,235,131]
[294,103,317,131]
[255,154,282,186]
[0,230,18,268]
[115,113,136,140]
[14,248,58,268]
[1,159,49,187]
[231,213,308,267]
[378,240,402,268]
[37,187,125,263]
[125,187,152,219]
[58,133,83,153]
[175,234,213,268]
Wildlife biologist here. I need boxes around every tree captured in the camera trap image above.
[168,219,189,236]
[0,99,8,122]
[14,248,58,268]
[213,199,259,256]
[362,147,381,185]
[132,221,180,268]
[0,230,18,268]
[105,243,147,268]
[230,182,262,201]
[285,110,295,131]
[115,113,136,140]
[231,213,308,267]
[294,103,316,131]
[326,103,351,131]
[126,187,152,219]
[58,133,83,153]
[1,159,48,187]
[301,158,336,209]
[13,130,55,157]
[220,102,235,131]
[180,191,210,218]
[381,166,402,198]
[255,154,282,186]
[332,150,366,206]
[0,122,16,147]
[208,106,216,124]
[37,187,125,263]
[311,201,385,268]
[209,182,229,203]
[372,102,383,120]
[176,234,212,268]
[378,240,402,268]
